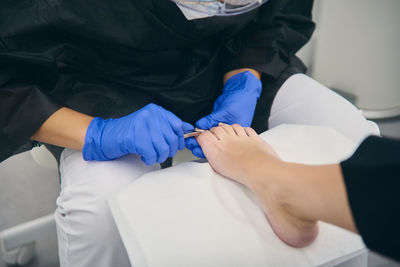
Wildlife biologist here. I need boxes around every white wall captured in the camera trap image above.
[298,0,400,119]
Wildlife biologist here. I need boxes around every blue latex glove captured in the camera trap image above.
[186,71,262,158]
[83,103,194,165]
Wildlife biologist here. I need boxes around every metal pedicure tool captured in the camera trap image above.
[184,128,205,138]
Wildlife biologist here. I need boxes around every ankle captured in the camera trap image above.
[274,163,319,224]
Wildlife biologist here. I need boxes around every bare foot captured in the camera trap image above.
[196,123,280,187]
[197,123,318,248]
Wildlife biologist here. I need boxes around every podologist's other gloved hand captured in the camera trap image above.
[83,103,194,165]
[186,71,262,158]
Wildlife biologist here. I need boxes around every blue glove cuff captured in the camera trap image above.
[223,71,262,98]
[82,117,110,161]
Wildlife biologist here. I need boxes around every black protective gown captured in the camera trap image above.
[0,0,315,162]
[341,136,400,262]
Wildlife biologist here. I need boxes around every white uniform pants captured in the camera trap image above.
[55,74,380,267]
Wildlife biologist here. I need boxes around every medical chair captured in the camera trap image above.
[0,145,58,266]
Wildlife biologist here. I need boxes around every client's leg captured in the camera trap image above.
[268,74,380,143]
[55,149,160,267]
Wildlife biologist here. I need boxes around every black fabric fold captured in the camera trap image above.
[341,136,400,261]
[1,0,314,162]
[0,82,61,162]
[221,0,315,77]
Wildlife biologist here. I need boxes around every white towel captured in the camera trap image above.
[108,124,366,267]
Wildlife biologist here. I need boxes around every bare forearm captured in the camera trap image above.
[224,68,261,83]
[31,107,93,150]
[250,162,358,233]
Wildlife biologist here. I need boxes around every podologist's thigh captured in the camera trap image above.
[55,149,160,267]
[269,74,380,144]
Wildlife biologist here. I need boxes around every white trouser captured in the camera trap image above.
[55,74,380,267]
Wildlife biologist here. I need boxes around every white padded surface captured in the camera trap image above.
[109,124,365,267]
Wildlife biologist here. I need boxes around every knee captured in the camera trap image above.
[55,186,128,266]
[356,118,381,143]
[56,191,118,245]
[365,119,381,136]
[56,150,160,241]
[56,169,126,245]
[270,74,381,143]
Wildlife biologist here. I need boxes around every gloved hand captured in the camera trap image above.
[186,71,262,158]
[83,103,194,165]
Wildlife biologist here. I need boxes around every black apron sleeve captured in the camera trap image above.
[0,66,62,162]
[0,1,65,162]
[341,136,400,261]
[221,0,315,77]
